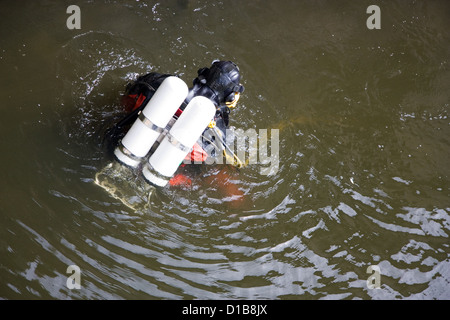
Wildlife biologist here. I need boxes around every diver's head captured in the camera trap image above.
[194,60,244,107]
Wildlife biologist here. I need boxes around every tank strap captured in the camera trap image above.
[167,133,191,153]
[138,113,165,134]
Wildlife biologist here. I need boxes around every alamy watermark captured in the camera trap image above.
[366,5,381,30]
[366,265,381,289]
[66,5,81,30]
[66,265,81,289]
[184,127,280,176]
[66,5,381,31]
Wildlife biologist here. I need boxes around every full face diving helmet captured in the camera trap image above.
[194,60,245,108]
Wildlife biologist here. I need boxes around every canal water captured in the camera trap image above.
[0,0,449,299]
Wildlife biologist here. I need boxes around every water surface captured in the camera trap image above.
[0,0,449,299]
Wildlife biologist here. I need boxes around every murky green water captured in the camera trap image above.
[0,0,449,299]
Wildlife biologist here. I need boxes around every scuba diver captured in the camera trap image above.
[104,60,245,190]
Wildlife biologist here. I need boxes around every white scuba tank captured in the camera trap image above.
[142,96,216,187]
[114,76,189,168]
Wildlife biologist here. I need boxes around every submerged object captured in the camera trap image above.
[94,161,156,212]
[143,96,216,187]
[114,76,188,168]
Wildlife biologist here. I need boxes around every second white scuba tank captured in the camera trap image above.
[114,76,188,168]
[142,96,216,187]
